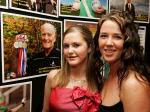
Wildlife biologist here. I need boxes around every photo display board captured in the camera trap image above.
[0,0,150,111]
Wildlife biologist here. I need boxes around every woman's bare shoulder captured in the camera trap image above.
[122,70,149,88]
[120,70,150,111]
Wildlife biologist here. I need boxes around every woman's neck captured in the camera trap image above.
[70,65,87,81]
[109,61,121,78]
[66,64,87,89]
[69,58,88,80]
[70,70,86,81]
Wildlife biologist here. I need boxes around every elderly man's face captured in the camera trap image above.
[41,26,56,49]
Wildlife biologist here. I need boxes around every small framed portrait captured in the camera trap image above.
[0,81,32,112]
[1,12,62,83]
[124,0,150,23]
[60,0,108,19]
[64,19,98,36]
[9,0,58,17]
[0,0,8,9]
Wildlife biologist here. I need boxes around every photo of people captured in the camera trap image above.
[125,0,135,21]
[1,12,62,83]
[10,0,58,17]
[125,0,149,23]
[64,19,97,36]
[60,0,108,19]
[109,0,125,12]
[0,0,8,8]
[0,81,32,112]
[27,22,61,75]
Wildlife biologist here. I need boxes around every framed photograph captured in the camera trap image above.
[138,26,146,54]
[64,19,98,36]
[124,0,149,23]
[60,0,108,19]
[109,0,125,12]
[0,0,8,9]
[9,0,58,17]
[1,12,62,83]
[0,81,32,112]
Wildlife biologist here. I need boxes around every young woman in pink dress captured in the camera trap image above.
[42,25,102,112]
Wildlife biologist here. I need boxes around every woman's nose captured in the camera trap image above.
[106,37,114,46]
[68,46,74,53]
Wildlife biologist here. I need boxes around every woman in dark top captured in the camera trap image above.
[94,11,150,112]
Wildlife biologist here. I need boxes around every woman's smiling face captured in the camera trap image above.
[98,20,125,64]
[63,31,91,67]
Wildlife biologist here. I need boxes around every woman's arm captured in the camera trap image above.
[120,72,150,112]
[42,69,60,112]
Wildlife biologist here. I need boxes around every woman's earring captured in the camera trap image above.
[103,60,110,79]
[99,58,110,80]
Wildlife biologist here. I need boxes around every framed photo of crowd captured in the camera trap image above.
[1,12,62,83]
[9,0,58,17]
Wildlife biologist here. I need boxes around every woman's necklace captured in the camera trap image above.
[69,77,87,87]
